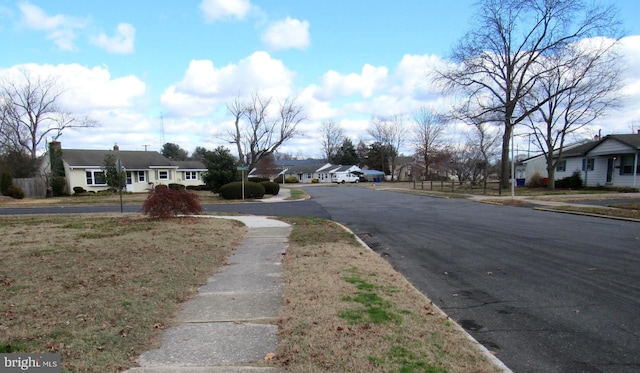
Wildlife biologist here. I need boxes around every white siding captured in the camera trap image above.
[583,158,609,187]
[588,139,634,156]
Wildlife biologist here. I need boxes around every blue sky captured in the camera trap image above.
[1,0,640,158]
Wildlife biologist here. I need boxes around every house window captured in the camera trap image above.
[158,170,169,180]
[556,160,566,172]
[307,173,312,179]
[138,171,146,182]
[126,172,132,184]
[582,158,594,171]
[619,155,639,175]
[86,171,106,185]
[184,171,197,180]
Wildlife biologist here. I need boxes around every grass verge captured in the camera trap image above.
[543,205,640,220]
[276,217,499,373]
[0,214,245,372]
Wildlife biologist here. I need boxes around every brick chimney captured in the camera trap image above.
[113,144,119,151]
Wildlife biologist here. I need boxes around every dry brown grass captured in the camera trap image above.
[0,214,245,372]
[277,217,499,373]
[543,205,640,220]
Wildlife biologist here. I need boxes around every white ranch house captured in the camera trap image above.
[254,160,365,183]
[60,145,206,194]
[523,134,640,188]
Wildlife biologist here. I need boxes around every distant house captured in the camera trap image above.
[59,143,206,194]
[522,133,640,188]
[252,159,367,184]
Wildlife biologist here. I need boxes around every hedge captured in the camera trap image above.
[219,181,265,199]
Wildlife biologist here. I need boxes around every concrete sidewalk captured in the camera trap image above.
[124,216,290,373]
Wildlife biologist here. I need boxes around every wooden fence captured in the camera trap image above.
[14,177,47,198]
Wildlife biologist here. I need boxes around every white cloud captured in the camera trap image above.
[261,17,310,51]
[315,64,389,100]
[200,0,252,22]
[161,51,295,117]
[0,63,146,113]
[93,23,135,54]
[17,1,87,51]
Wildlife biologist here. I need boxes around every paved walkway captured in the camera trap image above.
[124,216,290,373]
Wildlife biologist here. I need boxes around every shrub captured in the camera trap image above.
[260,181,280,195]
[526,172,546,188]
[569,170,583,189]
[0,172,12,195]
[219,181,265,200]
[168,183,186,190]
[285,176,299,183]
[555,170,583,189]
[73,186,86,195]
[186,185,208,191]
[143,185,202,219]
[5,185,24,199]
[249,177,270,183]
[311,178,319,183]
[51,176,66,196]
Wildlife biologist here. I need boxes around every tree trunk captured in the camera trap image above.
[500,126,512,189]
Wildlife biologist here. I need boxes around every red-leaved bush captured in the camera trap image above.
[142,185,202,219]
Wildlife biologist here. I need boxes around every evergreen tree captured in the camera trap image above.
[332,138,359,165]
[202,146,238,193]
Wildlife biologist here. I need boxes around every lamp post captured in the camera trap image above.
[511,128,515,199]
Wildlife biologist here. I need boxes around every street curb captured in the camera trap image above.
[533,207,640,223]
[333,221,513,373]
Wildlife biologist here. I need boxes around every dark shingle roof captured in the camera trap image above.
[285,163,328,174]
[607,134,640,149]
[62,149,174,169]
[561,141,600,157]
[170,160,207,170]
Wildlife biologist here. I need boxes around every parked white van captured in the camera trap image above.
[331,172,360,184]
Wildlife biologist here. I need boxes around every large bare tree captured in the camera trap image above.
[368,115,407,181]
[522,38,623,189]
[412,107,447,180]
[0,69,96,158]
[224,92,306,171]
[319,119,344,162]
[435,0,622,188]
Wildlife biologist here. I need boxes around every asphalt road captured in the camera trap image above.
[2,189,638,372]
[302,186,640,373]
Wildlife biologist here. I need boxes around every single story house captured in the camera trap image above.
[522,133,640,188]
[257,160,367,184]
[59,144,207,194]
[278,162,334,183]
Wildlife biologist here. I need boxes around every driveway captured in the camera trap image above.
[303,186,640,373]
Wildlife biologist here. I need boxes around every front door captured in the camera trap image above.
[126,171,134,192]
[606,158,615,183]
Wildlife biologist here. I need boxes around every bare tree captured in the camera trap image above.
[226,97,246,165]
[0,69,96,158]
[434,0,622,188]
[466,119,501,192]
[368,114,406,180]
[319,119,344,162]
[412,107,446,180]
[224,92,306,171]
[449,143,482,185]
[523,38,623,189]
